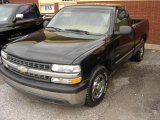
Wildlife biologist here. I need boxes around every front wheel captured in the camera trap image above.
[85,65,108,107]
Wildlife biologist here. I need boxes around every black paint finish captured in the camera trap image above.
[1,5,149,92]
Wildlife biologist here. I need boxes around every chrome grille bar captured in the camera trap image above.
[7,55,50,70]
[2,58,80,79]
[9,66,50,82]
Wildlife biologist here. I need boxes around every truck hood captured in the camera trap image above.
[0,23,8,27]
[5,30,106,64]
[0,23,9,32]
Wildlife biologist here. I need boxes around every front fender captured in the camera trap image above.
[73,37,112,81]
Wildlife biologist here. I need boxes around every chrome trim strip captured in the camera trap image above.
[115,48,134,64]
[135,42,142,49]
[2,58,79,79]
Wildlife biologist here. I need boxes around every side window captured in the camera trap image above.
[115,9,129,31]
[17,5,39,20]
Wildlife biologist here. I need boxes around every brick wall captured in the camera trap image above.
[9,0,160,44]
[78,1,160,44]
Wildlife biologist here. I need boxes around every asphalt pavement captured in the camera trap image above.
[0,49,160,120]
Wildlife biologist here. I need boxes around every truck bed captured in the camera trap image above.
[130,19,149,42]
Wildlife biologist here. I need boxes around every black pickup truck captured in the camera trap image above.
[0,3,45,48]
[0,4,149,107]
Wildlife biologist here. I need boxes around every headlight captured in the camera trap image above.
[51,64,81,84]
[51,64,81,73]
[1,51,7,59]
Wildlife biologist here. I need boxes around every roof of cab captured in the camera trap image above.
[67,3,124,9]
[1,3,35,7]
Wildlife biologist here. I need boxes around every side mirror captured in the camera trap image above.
[119,26,133,35]
[13,14,24,23]
[16,14,24,20]
[42,15,52,22]
[43,20,49,28]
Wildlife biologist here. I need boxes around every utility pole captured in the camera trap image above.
[2,0,4,4]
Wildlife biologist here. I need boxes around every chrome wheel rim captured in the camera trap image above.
[92,74,106,101]
[140,45,144,58]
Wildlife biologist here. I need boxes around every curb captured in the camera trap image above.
[145,44,160,50]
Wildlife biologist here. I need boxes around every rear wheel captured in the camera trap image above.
[133,39,145,62]
[85,65,108,107]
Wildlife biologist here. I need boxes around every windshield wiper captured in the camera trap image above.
[45,28,101,36]
[65,29,92,35]
[45,27,64,32]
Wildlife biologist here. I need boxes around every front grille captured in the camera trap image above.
[7,55,51,71]
[8,66,51,82]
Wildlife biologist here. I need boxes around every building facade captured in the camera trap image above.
[10,0,160,44]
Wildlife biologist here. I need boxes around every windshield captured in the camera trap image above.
[47,8,112,35]
[0,5,15,23]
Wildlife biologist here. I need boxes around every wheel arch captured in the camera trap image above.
[80,54,111,82]
[141,33,148,42]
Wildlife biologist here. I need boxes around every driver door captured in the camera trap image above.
[113,8,135,65]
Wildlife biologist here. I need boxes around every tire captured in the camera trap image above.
[133,39,145,62]
[85,65,108,107]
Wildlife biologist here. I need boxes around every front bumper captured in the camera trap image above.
[0,65,87,105]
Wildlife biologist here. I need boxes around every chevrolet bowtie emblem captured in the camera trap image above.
[17,66,28,73]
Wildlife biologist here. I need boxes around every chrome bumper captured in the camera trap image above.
[1,74,87,105]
